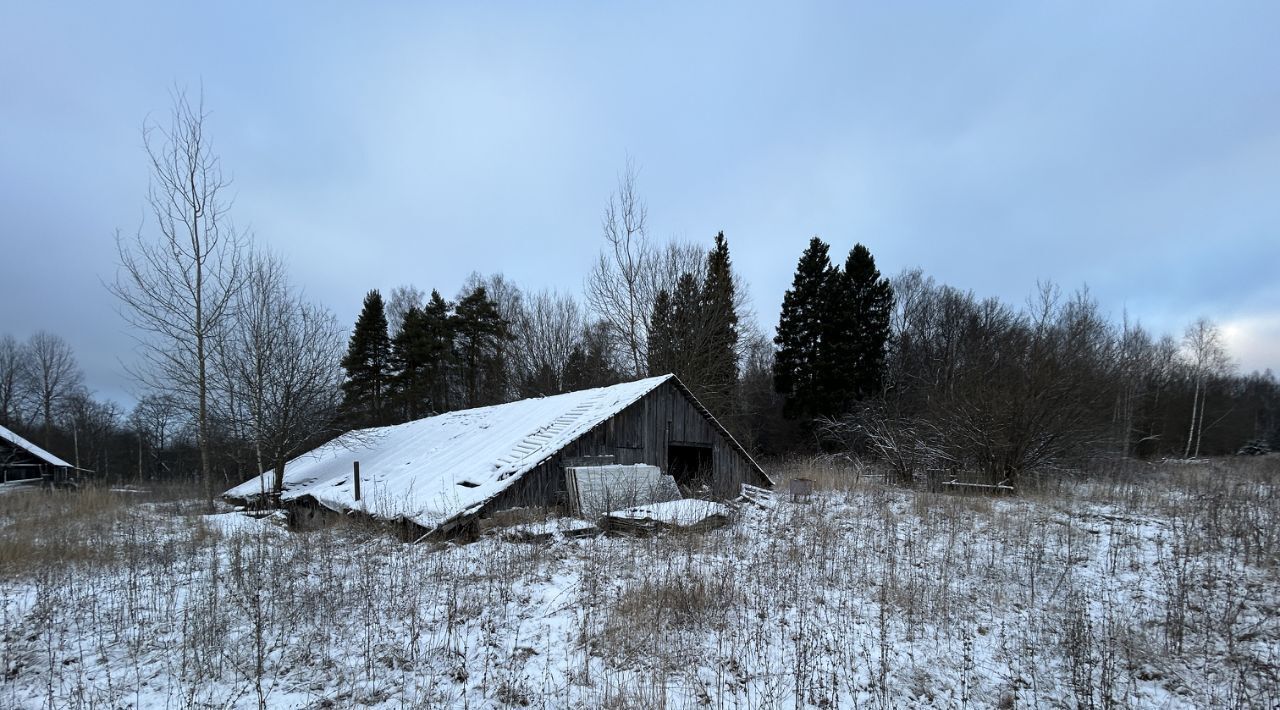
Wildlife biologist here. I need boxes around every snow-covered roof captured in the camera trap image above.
[226,375,695,532]
[0,423,74,468]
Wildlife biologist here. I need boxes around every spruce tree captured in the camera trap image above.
[820,244,893,413]
[842,244,893,402]
[647,289,675,376]
[341,289,391,426]
[670,271,705,383]
[701,231,739,416]
[774,237,836,419]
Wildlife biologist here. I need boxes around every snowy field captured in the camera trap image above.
[1,458,1277,708]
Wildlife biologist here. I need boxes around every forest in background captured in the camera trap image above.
[2,97,1277,494]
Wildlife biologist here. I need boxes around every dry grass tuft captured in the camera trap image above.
[0,487,131,576]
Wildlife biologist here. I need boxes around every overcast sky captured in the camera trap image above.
[2,2,1278,406]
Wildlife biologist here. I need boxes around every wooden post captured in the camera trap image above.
[353,461,361,501]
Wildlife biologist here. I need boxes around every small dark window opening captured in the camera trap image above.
[457,480,479,488]
[667,444,712,492]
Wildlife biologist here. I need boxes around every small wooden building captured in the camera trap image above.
[225,374,771,536]
[485,376,770,514]
[0,423,75,484]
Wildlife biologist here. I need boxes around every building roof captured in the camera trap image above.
[226,375,768,533]
[228,375,723,531]
[0,423,74,468]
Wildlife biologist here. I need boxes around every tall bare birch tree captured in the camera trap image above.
[1181,317,1230,459]
[112,90,246,505]
[587,159,651,377]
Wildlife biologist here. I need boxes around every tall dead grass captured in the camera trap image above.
[1,457,1277,707]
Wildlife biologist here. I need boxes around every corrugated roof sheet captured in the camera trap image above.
[225,375,676,531]
[0,423,74,468]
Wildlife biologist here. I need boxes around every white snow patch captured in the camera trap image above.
[200,511,285,536]
[607,498,732,526]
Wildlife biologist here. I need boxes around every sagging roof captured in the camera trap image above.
[0,423,74,468]
[226,375,701,532]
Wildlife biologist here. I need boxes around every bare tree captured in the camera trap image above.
[463,272,524,328]
[23,331,83,447]
[874,279,1118,485]
[0,334,31,428]
[644,241,706,303]
[512,288,585,396]
[129,393,182,479]
[215,251,344,496]
[385,284,426,337]
[586,158,652,377]
[1181,318,1231,459]
[62,389,121,474]
[111,89,247,505]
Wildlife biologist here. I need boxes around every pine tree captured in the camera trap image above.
[700,231,739,416]
[341,289,391,426]
[390,293,454,421]
[390,305,428,422]
[453,285,509,408]
[420,290,455,413]
[773,237,836,419]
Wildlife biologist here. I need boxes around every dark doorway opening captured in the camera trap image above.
[667,444,712,492]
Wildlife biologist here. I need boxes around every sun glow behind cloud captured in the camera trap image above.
[1220,313,1280,375]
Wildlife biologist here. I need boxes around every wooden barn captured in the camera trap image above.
[0,423,76,485]
[225,374,771,536]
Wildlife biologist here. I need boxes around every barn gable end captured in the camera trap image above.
[483,378,770,517]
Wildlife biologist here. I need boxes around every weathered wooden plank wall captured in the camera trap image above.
[483,380,768,514]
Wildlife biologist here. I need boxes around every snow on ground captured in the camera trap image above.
[201,510,288,536]
[607,498,732,526]
[498,516,600,541]
[2,459,1278,708]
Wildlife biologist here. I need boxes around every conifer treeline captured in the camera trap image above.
[339,282,622,428]
[338,229,1280,478]
[772,238,893,421]
[338,233,760,436]
[646,232,740,417]
[11,228,1272,490]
